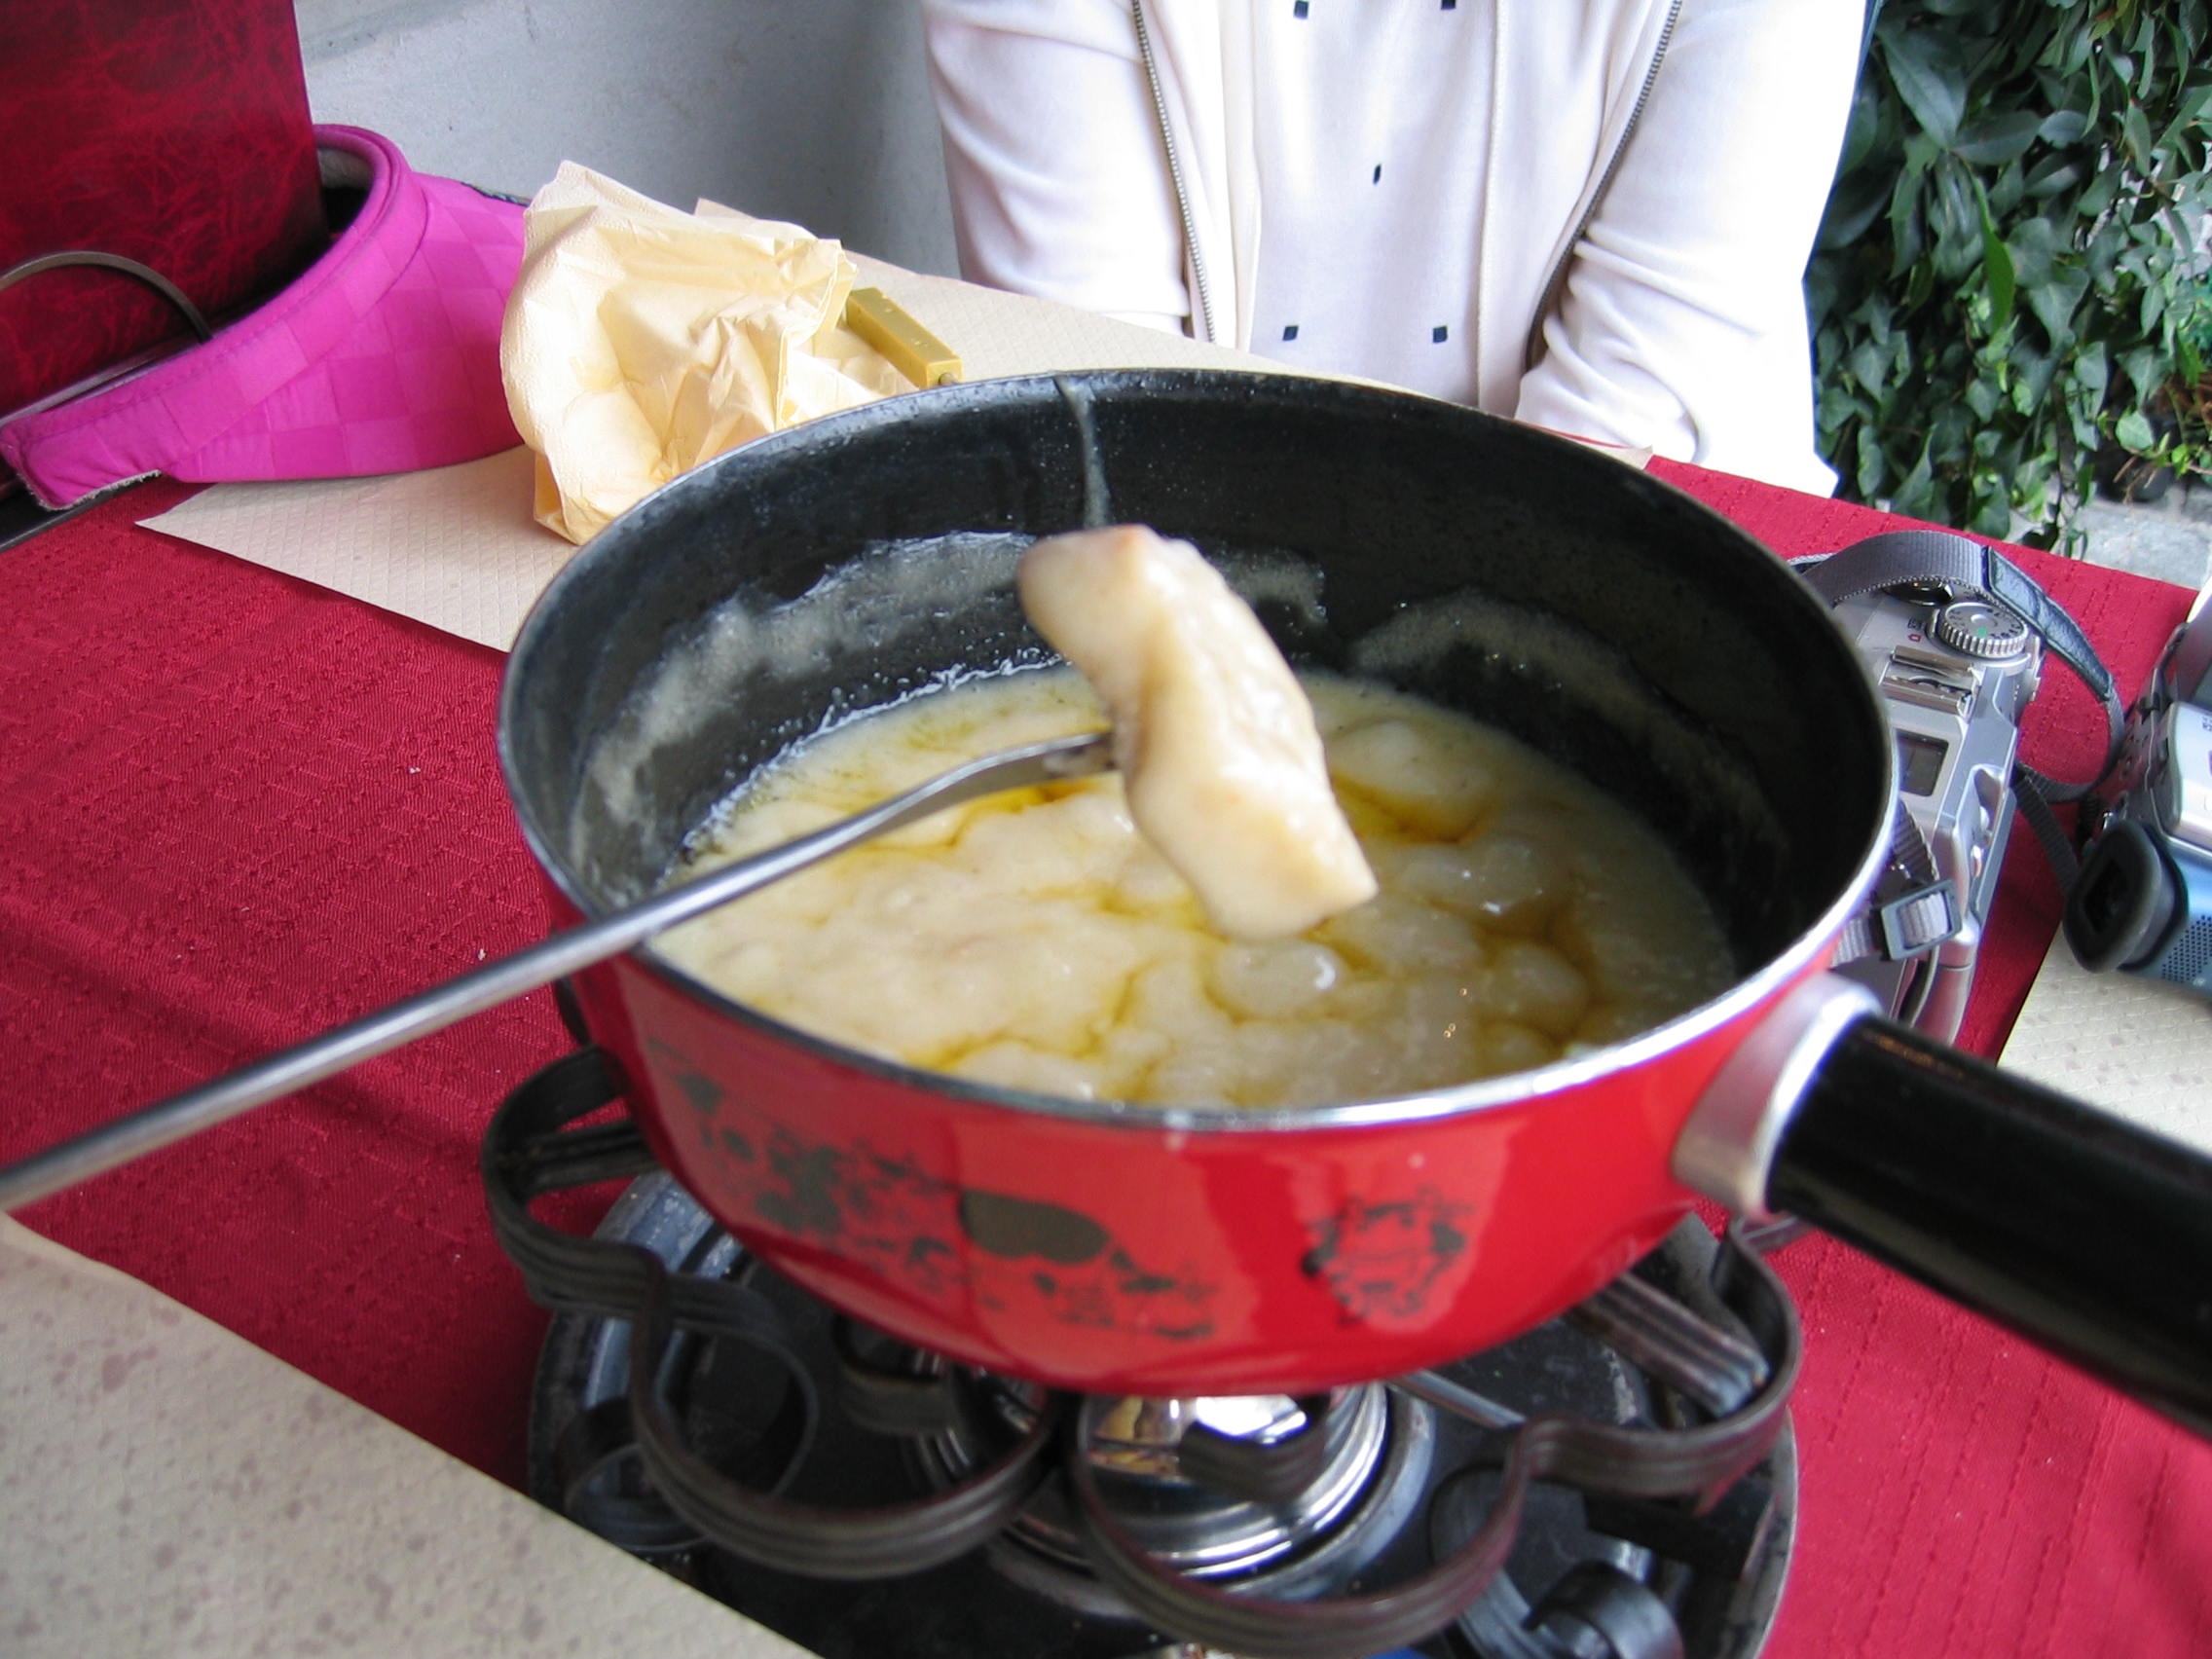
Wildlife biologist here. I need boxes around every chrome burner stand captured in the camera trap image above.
[487,1046,1800,1659]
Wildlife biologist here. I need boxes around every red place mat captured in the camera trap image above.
[1652,461,2193,1056]
[1653,462,2212,1657]
[0,479,574,1481]
[4,471,2207,1656]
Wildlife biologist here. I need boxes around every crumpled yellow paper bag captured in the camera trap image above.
[501,163,913,543]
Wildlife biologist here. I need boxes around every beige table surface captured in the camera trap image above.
[0,1215,815,1659]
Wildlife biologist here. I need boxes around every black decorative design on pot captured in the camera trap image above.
[1305,1189,1472,1325]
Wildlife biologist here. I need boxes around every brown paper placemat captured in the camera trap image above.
[137,253,1640,652]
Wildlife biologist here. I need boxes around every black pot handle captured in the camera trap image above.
[1768,1014,2212,1436]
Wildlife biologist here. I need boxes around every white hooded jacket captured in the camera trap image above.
[921,0,1863,495]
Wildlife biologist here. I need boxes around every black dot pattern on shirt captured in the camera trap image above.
[1272,6,1475,372]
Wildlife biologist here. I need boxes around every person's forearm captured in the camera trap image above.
[1514,0,1862,491]
[921,0,1193,328]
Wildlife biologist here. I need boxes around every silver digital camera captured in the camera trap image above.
[2065,581,2212,993]
[1818,571,2044,1039]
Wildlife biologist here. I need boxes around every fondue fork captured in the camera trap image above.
[0,732,1113,1212]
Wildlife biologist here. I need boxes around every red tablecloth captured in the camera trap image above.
[4,467,2207,1658]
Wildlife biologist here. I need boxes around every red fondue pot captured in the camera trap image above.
[499,370,2212,1428]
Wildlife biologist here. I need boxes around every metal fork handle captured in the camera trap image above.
[0,732,1111,1212]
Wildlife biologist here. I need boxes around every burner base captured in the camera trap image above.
[525,1171,1792,1659]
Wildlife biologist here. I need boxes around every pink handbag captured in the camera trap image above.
[1,127,525,509]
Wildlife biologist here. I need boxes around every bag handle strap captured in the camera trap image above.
[0,250,213,344]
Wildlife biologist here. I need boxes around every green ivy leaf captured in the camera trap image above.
[2058,24,2092,75]
[1896,442,1939,518]
[2142,280,2168,336]
[2022,153,2087,198]
[2079,156,2123,219]
[2116,408,2157,450]
[2006,214,2060,285]
[1820,170,1893,249]
[1850,339,1891,395]
[1889,173,1930,277]
[2087,233,2122,296]
[2079,342,2112,400]
[2038,108,2092,144]
[1955,109,2044,164]
[2120,345,2164,398]
[1930,159,1984,278]
[1973,178,2017,335]
[2121,100,2156,168]
[2026,261,2090,347]
[1970,489,2013,538]
[1817,381,1863,434]
[1883,29,1969,145]
[1904,258,1936,310]
[1856,426,1887,500]
[2163,83,2212,150]
[1838,83,1885,175]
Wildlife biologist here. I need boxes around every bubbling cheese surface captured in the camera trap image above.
[655,669,1735,1109]
[1016,525,1376,940]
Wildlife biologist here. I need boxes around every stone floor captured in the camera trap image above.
[2076,478,2212,591]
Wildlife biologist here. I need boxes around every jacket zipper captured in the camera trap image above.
[1132,0,1220,346]
[1523,0,1683,374]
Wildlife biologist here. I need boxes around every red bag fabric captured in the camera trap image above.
[0,0,327,419]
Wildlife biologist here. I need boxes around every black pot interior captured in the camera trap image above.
[501,370,1888,982]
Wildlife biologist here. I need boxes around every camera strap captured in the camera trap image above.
[1829,807,1956,966]
[1794,530,2125,797]
[1793,530,2127,949]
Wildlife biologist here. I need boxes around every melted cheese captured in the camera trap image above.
[656,671,1734,1108]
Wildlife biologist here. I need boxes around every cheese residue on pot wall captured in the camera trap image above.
[654,667,1733,1109]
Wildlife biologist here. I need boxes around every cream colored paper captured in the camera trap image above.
[0,1215,817,1659]
[138,239,1645,658]
[141,446,570,651]
[503,166,911,543]
[848,253,1306,381]
[1998,931,2212,1155]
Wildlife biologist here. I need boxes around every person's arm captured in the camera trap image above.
[919,0,1191,334]
[1514,0,1863,493]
